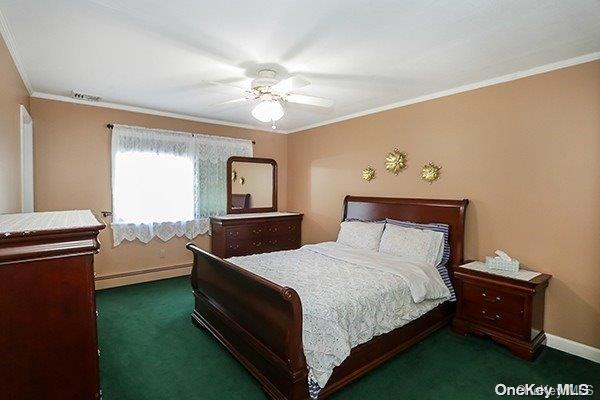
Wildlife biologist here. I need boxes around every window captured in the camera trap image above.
[109,124,252,246]
[112,151,194,223]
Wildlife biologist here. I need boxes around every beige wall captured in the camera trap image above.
[27,61,600,347]
[30,98,288,286]
[287,61,600,348]
[0,36,30,213]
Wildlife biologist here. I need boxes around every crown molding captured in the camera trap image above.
[0,8,33,94]
[30,92,289,134]
[288,52,600,134]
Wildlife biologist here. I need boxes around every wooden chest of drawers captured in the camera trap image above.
[452,265,551,361]
[0,210,105,400]
[210,213,303,258]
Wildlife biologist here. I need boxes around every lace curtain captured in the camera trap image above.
[111,124,252,246]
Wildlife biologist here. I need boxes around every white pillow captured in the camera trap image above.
[336,221,385,251]
[378,223,444,267]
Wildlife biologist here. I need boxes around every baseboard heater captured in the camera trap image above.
[95,263,192,281]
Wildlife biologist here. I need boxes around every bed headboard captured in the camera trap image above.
[343,196,469,269]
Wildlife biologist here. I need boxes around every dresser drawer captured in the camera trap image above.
[213,214,303,258]
[225,240,243,256]
[229,236,301,255]
[272,220,300,236]
[462,281,525,314]
[462,301,525,336]
[226,238,273,256]
[265,235,299,251]
[225,226,249,241]
[253,221,300,238]
[225,220,300,241]
[248,224,270,238]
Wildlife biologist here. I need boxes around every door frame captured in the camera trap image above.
[20,105,33,212]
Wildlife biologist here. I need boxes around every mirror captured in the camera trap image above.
[227,157,277,213]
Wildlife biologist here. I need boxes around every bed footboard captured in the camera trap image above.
[186,243,308,400]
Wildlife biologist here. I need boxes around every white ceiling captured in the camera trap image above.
[1,0,599,133]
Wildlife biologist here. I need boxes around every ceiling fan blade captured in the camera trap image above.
[210,98,250,107]
[202,80,250,93]
[271,76,310,94]
[286,94,333,108]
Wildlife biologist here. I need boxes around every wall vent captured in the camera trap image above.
[71,91,102,102]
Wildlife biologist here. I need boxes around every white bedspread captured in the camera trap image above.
[228,242,450,388]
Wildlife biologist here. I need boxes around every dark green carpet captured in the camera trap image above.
[97,277,599,399]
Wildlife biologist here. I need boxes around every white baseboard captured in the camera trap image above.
[546,334,600,364]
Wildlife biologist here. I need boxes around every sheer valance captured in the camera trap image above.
[111,125,252,161]
[110,124,253,246]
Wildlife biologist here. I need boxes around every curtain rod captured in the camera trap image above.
[106,124,256,145]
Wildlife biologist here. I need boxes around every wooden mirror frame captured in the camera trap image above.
[227,156,278,214]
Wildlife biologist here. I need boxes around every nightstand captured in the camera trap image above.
[452,263,552,361]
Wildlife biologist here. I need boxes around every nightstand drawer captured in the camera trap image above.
[463,301,524,335]
[462,281,525,314]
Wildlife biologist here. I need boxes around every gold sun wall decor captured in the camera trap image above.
[421,162,441,183]
[238,177,245,185]
[362,166,376,182]
[385,149,407,175]
[231,170,237,181]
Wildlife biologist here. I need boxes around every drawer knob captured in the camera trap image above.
[481,292,501,303]
[481,310,501,321]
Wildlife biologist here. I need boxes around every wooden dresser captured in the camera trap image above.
[0,210,105,400]
[210,212,303,258]
[452,263,551,361]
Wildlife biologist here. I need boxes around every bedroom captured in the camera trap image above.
[0,1,598,399]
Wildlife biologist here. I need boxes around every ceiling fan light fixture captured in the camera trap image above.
[251,100,284,123]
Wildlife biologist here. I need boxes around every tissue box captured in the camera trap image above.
[485,256,520,272]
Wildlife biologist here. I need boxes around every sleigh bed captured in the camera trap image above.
[187,196,468,399]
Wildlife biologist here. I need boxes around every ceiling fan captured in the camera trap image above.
[209,69,334,129]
